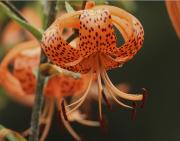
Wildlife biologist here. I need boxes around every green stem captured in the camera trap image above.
[28,1,57,141]
[28,61,46,141]
[1,0,27,22]
[43,1,57,30]
[0,1,42,40]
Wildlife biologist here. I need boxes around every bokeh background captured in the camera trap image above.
[0,1,180,141]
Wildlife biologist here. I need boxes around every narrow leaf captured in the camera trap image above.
[65,1,75,13]
[0,125,27,141]
[0,2,43,40]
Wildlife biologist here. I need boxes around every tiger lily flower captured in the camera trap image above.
[41,4,146,122]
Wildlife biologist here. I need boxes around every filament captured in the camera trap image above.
[97,70,103,120]
[102,69,143,101]
[105,84,132,109]
[61,113,81,141]
[76,119,100,127]
[58,100,81,141]
[40,97,54,141]
[61,99,68,121]
[66,70,93,115]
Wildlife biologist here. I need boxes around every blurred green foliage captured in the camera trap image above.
[65,1,75,13]
[0,87,8,110]
[0,124,27,141]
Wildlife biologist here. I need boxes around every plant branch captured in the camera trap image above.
[28,1,57,141]
[0,1,42,40]
[1,0,27,22]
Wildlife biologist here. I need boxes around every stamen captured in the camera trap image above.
[39,123,46,137]
[41,97,51,118]
[102,90,112,110]
[60,111,82,141]
[39,97,54,141]
[66,71,93,115]
[61,99,68,121]
[76,119,100,127]
[131,102,137,121]
[140,88,148,108]
[22,97,54,141]
[99,116,108,134]
[102,69,143,101]
[66,76,91,108]
[99,117,105,128]
[96,65,103,121]
[105,84,132,109]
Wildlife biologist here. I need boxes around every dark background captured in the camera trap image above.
[0,1,180,141]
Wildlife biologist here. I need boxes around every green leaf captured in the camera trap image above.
[65,1,75,13]
[0,86,8,110]
[0,125,27,141]
[0,2,43,41]
[13,132,27,141]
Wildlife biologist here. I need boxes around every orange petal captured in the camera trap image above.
[94,5,144,63]
[0,41,39,106]
[79,9,116,57]
[41,12,82,69]
[44,74,89,98]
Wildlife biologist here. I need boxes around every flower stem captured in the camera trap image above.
[1,0,27,22]
[0,0,42,40]
[28,1,57,141]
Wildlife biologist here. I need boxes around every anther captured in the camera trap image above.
[102,90,112,110]
[61,100,68,121]
[140,88,148,108]
[131,102,137,121]
[99,116,108,134]
[39,123,46,135]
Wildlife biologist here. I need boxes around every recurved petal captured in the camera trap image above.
[114,16,144,62]
[41,12,83,69]
[79,9,117,57]
[100,53,123,70]
[93,5,144,65]
[13,69,36,95]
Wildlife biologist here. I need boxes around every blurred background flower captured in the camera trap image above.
[165,1,180,39]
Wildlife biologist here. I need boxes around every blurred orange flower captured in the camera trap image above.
[165,1,180,39]
[0,40,39,106]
